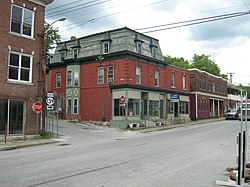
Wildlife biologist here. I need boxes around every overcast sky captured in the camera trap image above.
[46,0,250,86]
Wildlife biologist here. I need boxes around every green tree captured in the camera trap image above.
[45,22,61,52]
[191,54,221,76]
[239,84,250,99]
[164,55,191,69]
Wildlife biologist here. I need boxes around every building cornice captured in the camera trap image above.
[28,0,53,6]
[109,84,191,96]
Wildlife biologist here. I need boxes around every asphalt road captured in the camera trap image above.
[0,120,242,187]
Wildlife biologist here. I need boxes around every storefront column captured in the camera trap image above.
[213,99,215,117]
[218,100,220,117]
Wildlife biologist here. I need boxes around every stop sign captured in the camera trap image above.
[32,101,42,113]
[120,95,125,106]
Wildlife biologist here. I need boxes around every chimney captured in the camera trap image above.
[70,36,76,41]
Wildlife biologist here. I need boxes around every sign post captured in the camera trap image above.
[32,101,42,137]
[170,93,180,125]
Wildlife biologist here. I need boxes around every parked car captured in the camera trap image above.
[225,109,240,120]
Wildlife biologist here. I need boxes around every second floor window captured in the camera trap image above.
[98,67,104,84]
[8,52,32,83]
[67,70,72,86]
[171,72,175,88]
[56,73,61,88]
[107,66,114,83]
[155,70,160,86]
[74,71,79,86]
[11,5,34,37]
[136,66,141,84]
[182,76,186,90]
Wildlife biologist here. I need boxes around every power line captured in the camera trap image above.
[46,0,112,18]
[46,0,87,12]
[139,11,250,33]
[58,0,169,33]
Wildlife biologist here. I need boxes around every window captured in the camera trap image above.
[171,72,175,88]
[67,98,72,114]
[114,99,125,116]
[74,71,79,86]
[149,100,159,116]
[137,42,142,54]
[60,52,66,61]
[179,102,189,114]
[155,70,160,86]
[56,73,61,88]
[103,42,110,54]
[200,79,202,90]
[73,98,78,114]
[67,71,72,86]
[73,49,78,59]
[136,66,141,84]
[107,66,114,83]
[8,52,32,83]
[151,47,157,58]
[98,67,104,84]
[212,83,215,92]
[182,76,186,90]
[0,99,24,135]
[11,5,34,37]
[128,99,140,116]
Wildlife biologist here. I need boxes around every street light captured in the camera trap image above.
[41,17,66,135]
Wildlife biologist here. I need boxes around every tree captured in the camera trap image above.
[45,22,61,52]
[191,54,221,76]
[164,55,191,69]
[239,84,250,99]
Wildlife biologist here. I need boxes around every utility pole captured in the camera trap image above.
[227,72,235,83]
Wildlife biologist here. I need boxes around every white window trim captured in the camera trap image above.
[73,98,79,114]
[98,67,104,84]
[102,41,110,54]
[107,66,114,83]
[8,51,33,84]
[182,76,186,90]
[155,70,160,87]
[171,72,175,88]
[136,66,141,84]
[10,4,35,38]
[56,73,61,88]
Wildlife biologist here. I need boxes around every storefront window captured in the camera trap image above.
[149,100,159,116]
[0,99,24,135]
[128,99,140,116]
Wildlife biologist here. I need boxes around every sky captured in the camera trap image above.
[45,0,250,86]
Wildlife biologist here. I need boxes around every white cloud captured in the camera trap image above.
[46,0,250,85]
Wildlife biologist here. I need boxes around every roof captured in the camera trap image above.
[28,0,54,6]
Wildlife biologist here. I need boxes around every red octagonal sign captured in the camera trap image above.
[32,101,42,113]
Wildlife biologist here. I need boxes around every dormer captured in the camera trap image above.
[150,38,158,58]
[134,33,144,54]
[71,38,81,59]
[101,32,112,54]
[58,43,68,61]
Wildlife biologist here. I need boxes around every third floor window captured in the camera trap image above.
[11,5,34,38]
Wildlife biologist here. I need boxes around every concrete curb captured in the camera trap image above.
[0,138,64,151]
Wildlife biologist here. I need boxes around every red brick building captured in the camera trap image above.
[189,69,228,119]
[48,27,191,128]
[0,0,53,135]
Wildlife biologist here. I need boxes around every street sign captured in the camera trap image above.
[120,95,125,106]
[46,97,55,106]
[170,93,180,103]
[32,101,42,113]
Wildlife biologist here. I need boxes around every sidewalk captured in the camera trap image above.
[131,117,225,133]
[0,118,225,151]
[0,135,65,151]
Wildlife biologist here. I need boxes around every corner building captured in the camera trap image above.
[0,0,53,135]
[48,27,191,128]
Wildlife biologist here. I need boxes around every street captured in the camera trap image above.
[0,120,241,187]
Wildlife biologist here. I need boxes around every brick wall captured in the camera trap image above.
[0,0,46,134]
